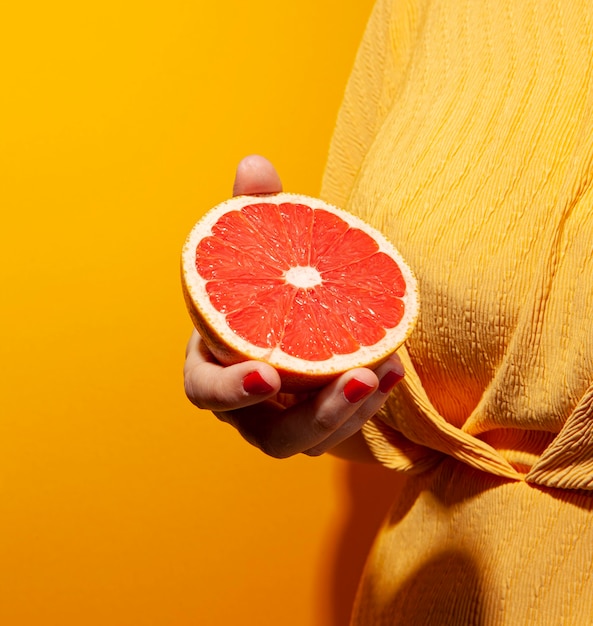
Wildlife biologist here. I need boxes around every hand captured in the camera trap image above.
[183,155,405,459]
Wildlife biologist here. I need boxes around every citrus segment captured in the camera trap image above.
[314,283,396,345]
[181,193,419,390]
[196,236,283,280]
[278,202,313,265]
[225,284,294,349]
[322,252,406,297]
[240,203,298,267]
[281,287,360,360]
[211,209,290,270]
[205,279,282,314]
[281,291,334,361]
[309,209,350,265]
[313,226,379,272]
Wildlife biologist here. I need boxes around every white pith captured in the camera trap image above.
[284,265,322,289]
[181,192,419,375]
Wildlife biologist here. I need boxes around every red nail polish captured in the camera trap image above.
[379,369,404,394]
[343,378,375,403]
[243,371,274,395]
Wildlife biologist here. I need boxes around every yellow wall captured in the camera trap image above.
[0,1,402,624]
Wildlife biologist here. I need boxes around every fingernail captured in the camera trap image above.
[379,369,404,394]
[343,378,375,404]
[243,371,274,395]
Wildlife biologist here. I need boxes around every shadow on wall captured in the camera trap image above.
[328,462,408,626]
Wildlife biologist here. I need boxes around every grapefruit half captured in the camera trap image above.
[181,193,419,391]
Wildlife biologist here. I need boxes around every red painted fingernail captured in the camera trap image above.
[243,371,274,395]
[343,378,375,404]
[379,369,404,394]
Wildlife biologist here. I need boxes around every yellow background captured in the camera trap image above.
[0,1,400,624]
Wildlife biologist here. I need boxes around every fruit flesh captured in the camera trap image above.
[195,202,407,362]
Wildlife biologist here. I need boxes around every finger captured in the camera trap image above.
[184,331,281,411]
[226,368,381,459]
[303,355,405,456]
[232,154,283,197]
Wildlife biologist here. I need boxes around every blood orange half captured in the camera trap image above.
[181,193,418,391]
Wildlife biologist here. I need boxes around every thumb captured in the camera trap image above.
[232,154,283,197]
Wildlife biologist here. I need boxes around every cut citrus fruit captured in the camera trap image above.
[181,193,419,391]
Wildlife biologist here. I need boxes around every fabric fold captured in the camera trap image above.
[527,383,593,489]
[363,346,522,480]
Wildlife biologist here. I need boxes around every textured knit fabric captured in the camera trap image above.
[320,0,593,623]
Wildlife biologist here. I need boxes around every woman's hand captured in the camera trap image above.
[183,155,405,459]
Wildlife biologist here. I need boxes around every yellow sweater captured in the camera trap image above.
[321,0,593,623]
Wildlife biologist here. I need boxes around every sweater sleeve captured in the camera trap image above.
[320,0,424,208]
